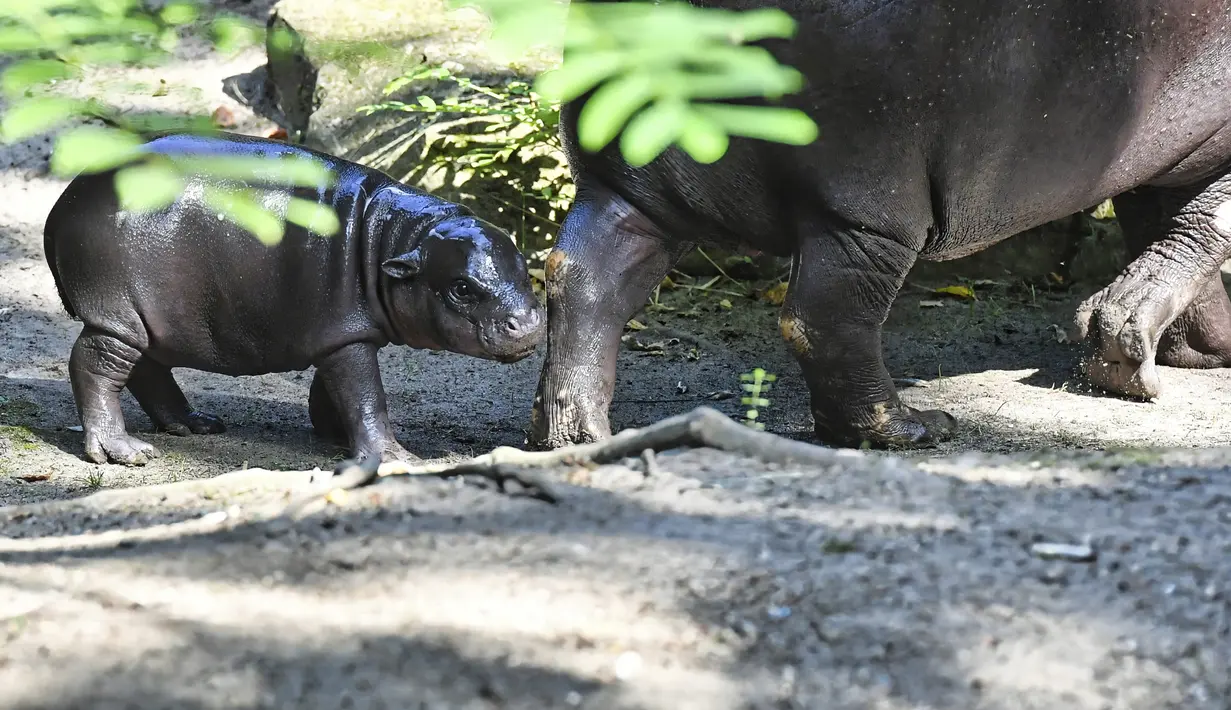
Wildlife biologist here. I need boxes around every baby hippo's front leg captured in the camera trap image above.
[314,342,415,462]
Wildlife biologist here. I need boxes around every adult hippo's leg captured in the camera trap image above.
[69,327,161,465]
[127,359,226,436]
[313,342,417,462]
[781,225,956,448]
[307,371,347,445]
[529,182,693,449]
[1073,171,1231,399]
[1113,186,1231,369]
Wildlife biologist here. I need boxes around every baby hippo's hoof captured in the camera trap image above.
[84,432,161,466]
[161,411,227,437]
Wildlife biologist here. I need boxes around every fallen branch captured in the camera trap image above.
[0,408,860,556]
[323,406,857,504]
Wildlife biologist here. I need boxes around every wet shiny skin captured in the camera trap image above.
[44,131,544,465]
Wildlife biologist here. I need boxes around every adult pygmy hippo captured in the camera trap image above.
[532,0,1231,449]
[45,132,544,465]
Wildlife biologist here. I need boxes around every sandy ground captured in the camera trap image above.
[2,3,1231,708]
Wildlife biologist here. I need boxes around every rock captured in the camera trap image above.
[1029,542,1098,562]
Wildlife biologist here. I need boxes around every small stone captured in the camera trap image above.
[199,511,229,525]
[1039,565,1069,585]
[565,691,582,706]
[1112,637,1139,656]
[1030,542,1097,562]
[613,651,642,681]
[767,605,792,620]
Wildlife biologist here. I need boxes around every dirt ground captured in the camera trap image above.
[2,3,1231,708]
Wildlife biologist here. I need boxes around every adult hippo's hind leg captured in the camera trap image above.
[308,371,347,445]
[127,359,226,436]
[782,224,955,448]
[69,327,161,465]
[1073,173,1231,398]
[529,182,693,449]
[1115,185,1231,370]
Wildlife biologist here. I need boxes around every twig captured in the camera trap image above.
[694,248,749,294]
[321,406,853,505]
[641,448,661,476]
[671,283,751,299]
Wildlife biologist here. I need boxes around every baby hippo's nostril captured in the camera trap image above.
[504,308,544,335]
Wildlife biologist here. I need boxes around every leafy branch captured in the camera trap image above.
[0,0,340,242]
[462,0,820,166]
[0,0,821,245]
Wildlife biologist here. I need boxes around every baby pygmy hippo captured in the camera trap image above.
[43,131,544,466]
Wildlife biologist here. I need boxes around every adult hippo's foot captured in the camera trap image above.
[311,343,418,462]
[780,225,957,448]
[1072,174,1231,399]
[1153,273,1231,369]
[128,359,226,436]
[528,182,694,449]
[69,327,162,465]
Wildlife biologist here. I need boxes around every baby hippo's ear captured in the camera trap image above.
[381,249,422,279]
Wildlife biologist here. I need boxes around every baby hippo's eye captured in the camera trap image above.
[449,278,479,303]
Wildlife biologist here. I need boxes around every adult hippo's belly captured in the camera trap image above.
[529,0,1231,449]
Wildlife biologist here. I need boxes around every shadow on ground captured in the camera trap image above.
[1,439,1228,709]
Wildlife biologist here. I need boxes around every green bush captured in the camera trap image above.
[360,65,572,253]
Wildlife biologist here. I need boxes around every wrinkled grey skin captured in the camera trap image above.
[531,0,1231,450]
[45,132,544,466]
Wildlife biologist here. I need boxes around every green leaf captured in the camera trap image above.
[91,0,140,17]
[576,71,656,153]
[0,96,85,143]
[677,108,729,163]
[267,23,296,55]
[111,111,214,134]
[619,98,686,167]
[0,27,45,52]
[286,196,342,237]
[170,155,336,190]
[114,160,184,212]
[59,41,148,66]
[202,185,285,246]
[693,103,818,145]
[210,14,262,55]
[725,7,797,42]
[159,1,199,26]
[533,50,625,103]
[1,59,77,98]
[49,125,144,176]
[417,95,437,110]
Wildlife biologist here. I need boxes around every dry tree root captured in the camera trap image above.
[326,406,853,504]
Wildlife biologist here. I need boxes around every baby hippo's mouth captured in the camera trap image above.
[495,343,539,363]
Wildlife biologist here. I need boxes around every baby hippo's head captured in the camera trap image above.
[380,215,544,362]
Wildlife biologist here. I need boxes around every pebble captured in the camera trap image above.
[613,651,642,681]
[1030,542,1097,562]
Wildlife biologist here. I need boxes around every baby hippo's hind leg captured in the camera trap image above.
[69,328,161,465]
[127,359,226,436]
